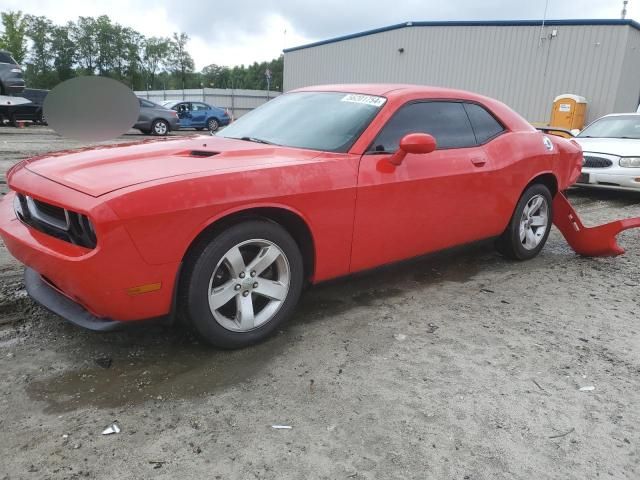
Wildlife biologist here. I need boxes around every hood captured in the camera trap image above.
[24,136,321,197]
[574,137,640,157]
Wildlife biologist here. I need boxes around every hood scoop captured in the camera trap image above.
[184,150,219,158]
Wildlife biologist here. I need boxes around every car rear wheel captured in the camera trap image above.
[207,118,219,132]
[151,119,169,136]
[181,220,304,348]
[496,184,553,260]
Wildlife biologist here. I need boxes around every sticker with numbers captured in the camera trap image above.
[341,94,386,107]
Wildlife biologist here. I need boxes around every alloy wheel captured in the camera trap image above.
[154,121,167,135]
[519,194,549,250]
[207,239,290,332]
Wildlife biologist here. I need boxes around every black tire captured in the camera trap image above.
[151,119,169,136]
[207,118,219,132]
[496,184,553,261]
[10,113,19,127]
[180,220,304,349]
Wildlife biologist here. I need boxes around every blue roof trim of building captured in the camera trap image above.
[283,19,640,53]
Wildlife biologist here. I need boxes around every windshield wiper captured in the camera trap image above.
[235,136,277,145]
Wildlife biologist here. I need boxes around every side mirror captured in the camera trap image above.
[389,133,437,166]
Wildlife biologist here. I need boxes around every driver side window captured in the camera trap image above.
[371,101,476,152]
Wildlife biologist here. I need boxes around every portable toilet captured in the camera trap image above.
[550,94,587,130]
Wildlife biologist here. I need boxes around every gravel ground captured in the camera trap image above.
[0,127,639,480]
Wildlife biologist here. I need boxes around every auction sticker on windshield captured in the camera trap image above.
[341,94,386,107]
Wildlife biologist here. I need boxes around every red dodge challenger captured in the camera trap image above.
[0,84,582,348]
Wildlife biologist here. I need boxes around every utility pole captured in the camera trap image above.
[265,68,272,100]
[621,0,629,19]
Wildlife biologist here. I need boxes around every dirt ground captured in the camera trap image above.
[0,127,638,480]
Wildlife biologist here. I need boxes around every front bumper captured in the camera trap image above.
[24,267,122,331]
[576,169,640,191]
[0,186,180,324]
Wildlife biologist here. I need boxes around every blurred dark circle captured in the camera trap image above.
[43,77,139,142]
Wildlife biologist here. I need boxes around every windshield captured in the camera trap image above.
[217,91,386,152]
[578,116,640,139]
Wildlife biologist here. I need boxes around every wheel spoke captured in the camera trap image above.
[236,293,255,330]
[247,246,281,276]
[254,280,287,301]
[209,280,237,310]
[528,197,543,215]
[519,223,527,242]
[530,215,546,227]
[224,246,246,277]
[525,228,536,247]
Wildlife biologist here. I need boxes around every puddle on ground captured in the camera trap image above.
[27,333,288,413]
[26,241,493,413]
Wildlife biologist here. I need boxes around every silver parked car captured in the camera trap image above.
[134,97,180,136]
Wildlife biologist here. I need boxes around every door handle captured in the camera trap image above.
[470,157,487,167]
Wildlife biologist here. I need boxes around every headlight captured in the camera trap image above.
[10,68,22,73]
[619,157,640,168]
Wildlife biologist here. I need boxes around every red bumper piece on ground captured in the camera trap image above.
[552,192,640,257]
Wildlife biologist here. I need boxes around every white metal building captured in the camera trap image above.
[283,20,640,123]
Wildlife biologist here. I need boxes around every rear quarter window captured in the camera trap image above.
[0,52,17,64]
[463,103,505,144]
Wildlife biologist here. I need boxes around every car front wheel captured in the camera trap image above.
[496,184,553,260]
[181,220,304,348]
[151,119,169,136]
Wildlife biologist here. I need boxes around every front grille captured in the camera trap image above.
[14,193,97,249]
[583,155,613,168]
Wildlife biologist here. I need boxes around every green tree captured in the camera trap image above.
[94,15,116,75]
[142,37,170,89]
[167,32,194,90]
[50,23,76,82]
[72,16,98,74]
[0,11,28,64]
[25,15,53,78]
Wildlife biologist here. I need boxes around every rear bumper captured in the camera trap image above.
[24,267,122,331]
[3,78,26,94]
[0,189,180,323]
[169,117,180,130]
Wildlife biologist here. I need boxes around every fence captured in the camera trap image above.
[133,88,280,118]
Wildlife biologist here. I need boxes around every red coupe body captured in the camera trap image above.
[0,85,582,327]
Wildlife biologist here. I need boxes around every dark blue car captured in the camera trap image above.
[162,100,230,132]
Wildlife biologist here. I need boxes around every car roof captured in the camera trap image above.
[292,83,491,101]
[599,113,640,118]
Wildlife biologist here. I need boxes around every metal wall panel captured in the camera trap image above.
[284,24,635,122]
[613,27,640,114]
[134,88,281,117]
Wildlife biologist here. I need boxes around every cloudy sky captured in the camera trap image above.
[2,0,637,69]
